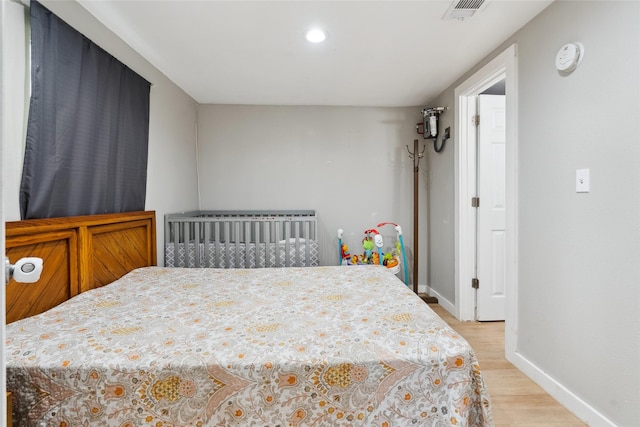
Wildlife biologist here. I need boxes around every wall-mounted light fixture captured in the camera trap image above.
[420,107,450,153]
[421,107,445,139]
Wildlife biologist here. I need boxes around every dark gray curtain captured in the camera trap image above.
[20,1,151,219]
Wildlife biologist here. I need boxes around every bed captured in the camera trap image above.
[164,210,319,268]
[5,212,493,426]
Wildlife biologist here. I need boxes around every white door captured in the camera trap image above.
[476,94,506,321]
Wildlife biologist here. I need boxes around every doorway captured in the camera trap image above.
[454,44,518,354]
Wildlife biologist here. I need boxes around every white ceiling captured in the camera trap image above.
[77,0,553,107]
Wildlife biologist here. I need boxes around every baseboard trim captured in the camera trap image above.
[428,284,617,426]
[507,350,617,427]
[425,286,456,316]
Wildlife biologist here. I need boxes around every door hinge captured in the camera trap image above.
[472,278,479,289]
[471,197,480,208]
[473,115,480,127]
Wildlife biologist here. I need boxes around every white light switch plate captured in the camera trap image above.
[576,169,590,193]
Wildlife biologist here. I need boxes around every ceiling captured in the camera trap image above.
[77,0,553,107]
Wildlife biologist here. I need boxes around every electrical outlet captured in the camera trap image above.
[576,169,590,193]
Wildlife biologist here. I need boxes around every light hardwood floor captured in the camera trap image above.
[429,304,587,427]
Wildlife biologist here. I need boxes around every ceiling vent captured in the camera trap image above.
[443,0,487,21]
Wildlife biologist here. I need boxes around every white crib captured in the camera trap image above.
[164,210,318,268]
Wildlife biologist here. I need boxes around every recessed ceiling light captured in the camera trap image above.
[305,28,326,43]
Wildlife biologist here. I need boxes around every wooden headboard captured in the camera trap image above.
[5,211,156,323]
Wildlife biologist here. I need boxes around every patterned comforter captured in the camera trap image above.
[6,266,493,426]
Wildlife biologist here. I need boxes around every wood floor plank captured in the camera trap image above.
[428,304,587,426]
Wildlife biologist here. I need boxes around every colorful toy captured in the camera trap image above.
[341,244,351,264]
[377,222,409,285]
[363,229,384,266]
[337,222,408,285]
[362,236,374,263]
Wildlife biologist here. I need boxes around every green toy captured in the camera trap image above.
[362,237,375,263]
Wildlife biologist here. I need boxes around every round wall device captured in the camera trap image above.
[555,42,584,72]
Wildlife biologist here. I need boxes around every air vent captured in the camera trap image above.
[443,0,487,20]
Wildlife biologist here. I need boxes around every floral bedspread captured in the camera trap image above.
[6,266,493,426]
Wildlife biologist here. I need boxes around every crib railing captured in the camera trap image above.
[164,210,318,268]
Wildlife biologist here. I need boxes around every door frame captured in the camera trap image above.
[1,0,7,420]
[454,43,518,354]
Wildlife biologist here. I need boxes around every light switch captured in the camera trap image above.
[576,169,590,193]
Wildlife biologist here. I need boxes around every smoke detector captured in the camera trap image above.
[443,0,487,20]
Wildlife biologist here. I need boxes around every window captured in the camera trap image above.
[20,1,151,219]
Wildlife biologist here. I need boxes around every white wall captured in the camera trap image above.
[424,91,456,304]
[426,2,640,425]
[2,0,200,265]
[197,105,426,284]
